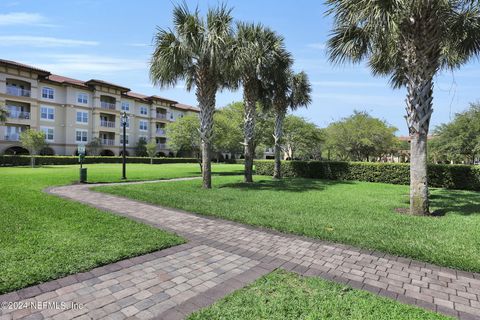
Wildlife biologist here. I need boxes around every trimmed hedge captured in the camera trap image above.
[255,160,480,191]
[0,155,200,167]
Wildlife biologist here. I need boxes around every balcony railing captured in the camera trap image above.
[157,143,167,149]
[156,129,166,135]
[101,138,115,145]
[5,134,20,141]
[6,85,31,97]
[156,113,167,119]
[7,110,30,119]
[100,101,116,110]
[100,120,115,128]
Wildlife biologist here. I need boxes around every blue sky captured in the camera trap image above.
[1,0,479,135]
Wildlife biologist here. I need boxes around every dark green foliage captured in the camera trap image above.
[0,155,199,166]
[255,160,480,191]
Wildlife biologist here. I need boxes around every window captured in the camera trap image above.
[42,87,54,99]
[121,102,130,111]
[140,106,148,115]
[75,130,88,143]
[40,127,54,141]
[76,111,88,124]
[120,134,129,145]
[170,112,174,120]
[40,106,55,120]
[139,120,148,131]
[77,93,88,104]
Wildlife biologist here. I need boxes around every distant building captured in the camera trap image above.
[0,59,199,156]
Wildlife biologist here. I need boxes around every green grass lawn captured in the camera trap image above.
[97,175,480,272]
[188,270,450,320]
[0,163,242,294]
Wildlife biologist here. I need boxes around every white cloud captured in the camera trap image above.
[0,12,51,26]
[307,42,326,50]
[34,54,148,74]
[126,43,150,47]
[311,81,386,88]
[0,36,98,47]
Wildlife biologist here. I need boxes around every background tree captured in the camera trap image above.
[326,0,480,214]
[431,102,480,164]
[235,23,285,183]
[150,3,235,188]
[0,101,7,122]
[324,111,397,161]
[213,109,243,159]
[20,129,46,167]
[282,115,324,160]
[134,137,147,157]
[166,115,201,169]
[146,139,158,164]
[86,137,101,156]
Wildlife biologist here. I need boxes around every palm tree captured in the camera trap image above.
[234,23,286,183]
[263,63,312,178]
[150,3,235,189]
[326,0,480,215]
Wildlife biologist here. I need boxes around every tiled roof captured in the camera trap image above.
[0,59,50,75]
[85,79,130,92]
[47,74,88,87]
[174,103,199,112]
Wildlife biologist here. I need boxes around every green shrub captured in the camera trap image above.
[255,160,480,191]
[0,155,200,167]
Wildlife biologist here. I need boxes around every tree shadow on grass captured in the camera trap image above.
[219,178,354,193]
[429,189,480,216]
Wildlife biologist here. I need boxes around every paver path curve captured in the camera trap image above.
[1,178,479,320]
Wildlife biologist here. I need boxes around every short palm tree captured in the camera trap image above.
[264,64,312,178]
[234,23,286,183]
[150,3,235,189]
[326,0,480,215]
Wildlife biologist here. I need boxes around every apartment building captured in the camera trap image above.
[0,59,199,156]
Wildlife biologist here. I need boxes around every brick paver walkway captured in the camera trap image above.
[1,179,480,320]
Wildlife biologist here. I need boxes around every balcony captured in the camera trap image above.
[156,128,166,135]
[157,143,167,149]
[156,113,167,119]
[5,134,20,141]
[101,138,115,145]
[7,109,30,119]
[100,120,115,128]
[6,85,31,97]
[100,101,116,110]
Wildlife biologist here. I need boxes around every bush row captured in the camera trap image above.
[0,155,200,166]
[255,160,480,191]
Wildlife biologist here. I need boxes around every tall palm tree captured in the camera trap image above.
[150,3,235,189]
[234,23,286,183]
[326,0,480,215]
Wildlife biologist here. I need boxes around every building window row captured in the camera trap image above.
[139,120,148,131]
[77,93,88,104]
[76,111,88,124]
[76,130,88,143]
[40,126,54,142]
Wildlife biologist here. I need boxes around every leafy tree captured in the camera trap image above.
[282,115,324,160]
[234,23,286,182]
[86,137,101,156]
[0,101,7,123]
[20,129,46,167]
[326,0,480,214]
[150,3,235,189]
[146,139,158,164]
[324,111,397,162]
[135,137,147,157]
[166,115,201,169]
[431,102,480,164]
[213,109,243,158]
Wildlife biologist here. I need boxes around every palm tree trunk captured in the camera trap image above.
[406,78,433,215]
[273,110,285,179]
[243,82,257,183]
[196,81,216,189]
